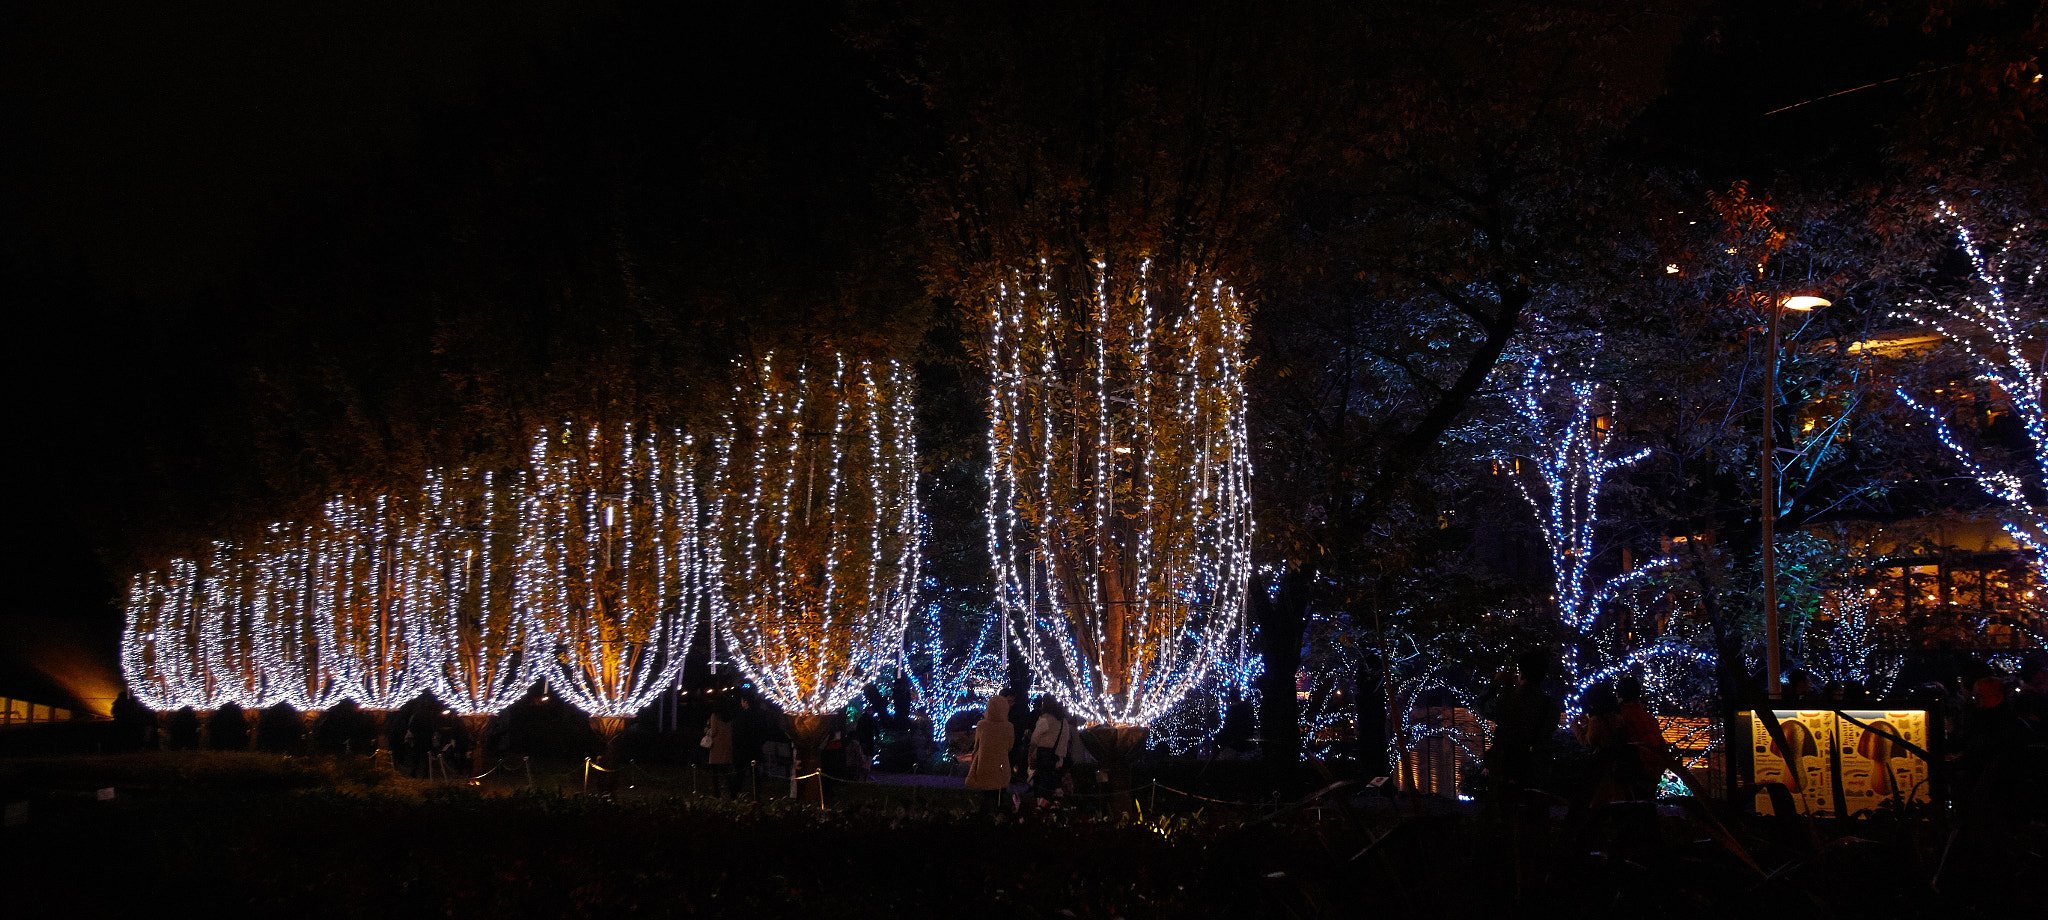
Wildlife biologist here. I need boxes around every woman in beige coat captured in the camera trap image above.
[964,694,1015,813]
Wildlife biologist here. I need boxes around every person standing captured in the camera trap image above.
[965,693,1016,814]
[705,706,735,794]
[1479,650,1561,895]
[1482,650,1561,802]
[1027,698,1072,809]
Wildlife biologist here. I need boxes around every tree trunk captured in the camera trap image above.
[590,716,627,765]
[243,707,263,751]
[1080,725,1148,815]
[787,713,830,807]
[298,709,323,755]
[1254,567,1310,767]
[460,713,492,778]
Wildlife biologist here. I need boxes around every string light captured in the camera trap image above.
[250,520,347,716]
[708,353,921,718]
[524,424,702,737]
[903,593,1005,733]
[1894,203,2045,567]
[1799,589,1901,696]
[322,494,425,714]
[986,258,1253,727]
[1502,349,1703,711]
[414,468,532,725]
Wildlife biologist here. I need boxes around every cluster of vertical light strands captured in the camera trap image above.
[1895,203,2046,565]
[710,354,921,717]
[322,495,425,713]
[522,425,700,726]
[410,468,531,721]
[986,259,1253,727]
[120,504,415,719]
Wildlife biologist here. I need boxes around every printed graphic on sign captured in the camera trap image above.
[1751,710,1836,816]
[1838,710,1930,816]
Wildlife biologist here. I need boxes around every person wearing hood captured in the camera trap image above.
[966,693,1016,813]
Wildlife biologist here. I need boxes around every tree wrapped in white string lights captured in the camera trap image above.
[1799,588,1901,697]
[414,468,535,774]
[122,558,206,718]
[1895,203,2046,568]
[318,494,427,749]
[120,544,259,748]
[524,424,703,754]
[709,353,921,805]
[985,258,1253,765]
[251,520,350,738]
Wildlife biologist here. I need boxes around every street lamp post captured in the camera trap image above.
[1763,293,1830,698]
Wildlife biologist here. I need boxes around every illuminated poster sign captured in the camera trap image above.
[1837,710,1931,816]
[1740,708,1933,817]
[1749,710,1835,816]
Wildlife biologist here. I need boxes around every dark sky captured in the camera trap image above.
[3,0,2036,698]
[4,0,898,670]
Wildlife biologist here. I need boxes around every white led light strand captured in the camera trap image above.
[251,520,349,714]
[525,424,701,733]
[708,353,922,717]
[321,495,424,714]
[986,258,1253,727]
[1894,203,2046,567]
[415,468,534,723]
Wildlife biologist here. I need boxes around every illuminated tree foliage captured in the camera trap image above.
[252,521,349,719]
[321,495,427,719]
[120,545,263,747]
[709,352,920,801]
[1799,588,1901,697]
[122,558,205,715]
[415,469,533,765]
[1896,204,2046,566]
[523,424,702,744]
[986,259,1252,728]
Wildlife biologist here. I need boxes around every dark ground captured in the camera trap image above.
[2,751,2038,918]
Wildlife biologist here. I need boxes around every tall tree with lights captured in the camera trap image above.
[524,424,702,757]
[1895,203,2046,567]
[252,521,349,743]
[120,544,259,748]
[415,469,534,775]
[709,353,920,806]
[319,495,427,753]
[986,258,1253,780]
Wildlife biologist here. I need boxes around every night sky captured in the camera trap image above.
[4,0,2040,708]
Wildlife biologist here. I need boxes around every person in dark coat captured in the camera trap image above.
[705,705,735,793]
[729,695,768,796]
[1482,650,1561,803]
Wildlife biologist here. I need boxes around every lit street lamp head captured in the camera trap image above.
[1780,294,1831,312]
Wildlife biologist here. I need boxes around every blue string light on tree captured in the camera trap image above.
[1895,202,2046,569]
